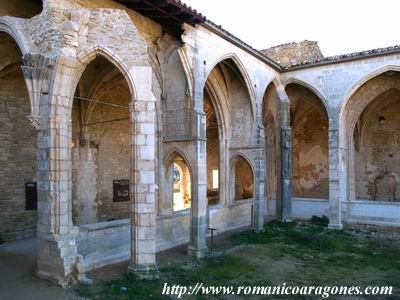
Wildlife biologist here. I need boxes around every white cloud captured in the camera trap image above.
[182,0,400,56]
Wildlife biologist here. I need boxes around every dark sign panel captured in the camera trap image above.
[113,180,130,202]
[25,182,37,211]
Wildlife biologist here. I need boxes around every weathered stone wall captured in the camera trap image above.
[0,67,37,241]
[355,89,400,201]
[262,40,323,68]
[286,84,329,199]
[75,201,253,273]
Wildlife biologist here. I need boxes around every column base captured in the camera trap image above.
[187,245,208,259]
[328,223,343,230]
[128,264,159,280]
[36,232,79,287]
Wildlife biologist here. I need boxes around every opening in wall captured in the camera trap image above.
[165,154,191,212]
[233,155,254,201]
[71,55,132,226]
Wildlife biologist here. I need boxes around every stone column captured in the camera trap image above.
[328,128,343,229]
[187,109,208,258]
[128,67,158,278]
[280,101,292,222]
[23,55,80,287]
[253,126,265,231]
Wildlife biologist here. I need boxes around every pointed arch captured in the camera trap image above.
[339,69,400,202]
[163,149,193,213]
[284,78,329,119]
[206,53,257,120]
[230,153,255,201]
[0,18,29,56]
[73,45,137,104]
[339,65,400,122]
[163,148,193,177]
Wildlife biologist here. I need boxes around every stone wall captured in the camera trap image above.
[287,84,329,199]
[0,67,37,241]
[76,202,253,273]
[355,89,400,201]
[262,40,323,68]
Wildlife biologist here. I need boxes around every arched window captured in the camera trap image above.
[232,155,254,201]
[165,154,191,212]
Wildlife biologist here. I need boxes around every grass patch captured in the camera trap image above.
[75,219,400,299]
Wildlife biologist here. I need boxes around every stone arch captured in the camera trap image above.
[72,46,137,107]
[340,64,400,119]
[0,18,30,56]
[70,51,133,225]
[284,78,330,121]
[341,70,400,201]
[229,153,255,202]
[163,148,193,176]
[162,149,193,213]
[206,53,256,120]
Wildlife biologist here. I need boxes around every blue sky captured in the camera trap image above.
[182,0,400,56]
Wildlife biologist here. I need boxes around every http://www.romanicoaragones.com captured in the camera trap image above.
[162,283,393,298]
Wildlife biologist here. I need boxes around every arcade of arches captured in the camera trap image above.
[1,0,400,286]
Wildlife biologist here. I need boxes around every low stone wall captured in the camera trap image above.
[208,201,253,233]
[76,202,254,272]
[156,210,191,251]
[267,198,330,220]
[76,219,131,273]
[345,201,400,226]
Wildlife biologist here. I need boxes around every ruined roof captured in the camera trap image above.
[261,40,324,68]
[284,45,400,69]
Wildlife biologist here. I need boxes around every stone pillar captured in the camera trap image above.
[23,55,80,287]
[253,126,265,231]
[36,114,80,286]
[328,128,343,229]
[187,109,208,258]
[128,67,158,278]
[280,101,292,222]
